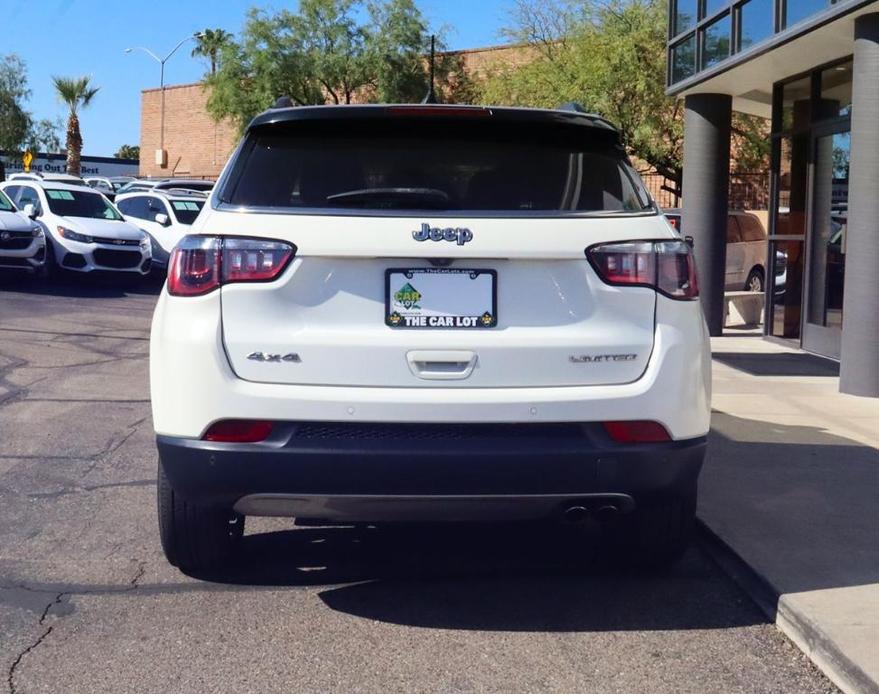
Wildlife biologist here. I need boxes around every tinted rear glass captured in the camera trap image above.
[222,119,650,214]
[45,189,122,220]
[171,199,205,224]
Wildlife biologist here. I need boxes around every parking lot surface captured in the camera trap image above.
[0,277,835,693]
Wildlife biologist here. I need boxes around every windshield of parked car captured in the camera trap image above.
[222,118,652,214]
[0,189,15,212]
[170,199,205,225]
[45,189,123,220]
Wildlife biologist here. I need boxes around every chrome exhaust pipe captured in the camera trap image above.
[595,505,620,523]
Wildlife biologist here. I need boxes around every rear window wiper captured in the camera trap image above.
[326,187,452,209]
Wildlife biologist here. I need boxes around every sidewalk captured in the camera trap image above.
[703,335,879,694]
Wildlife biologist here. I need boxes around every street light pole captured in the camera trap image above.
[125,33,202,169]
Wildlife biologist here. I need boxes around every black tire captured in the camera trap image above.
[157,458,244,571]
[745,267,765,293]
[38,236,58,281]
[606,492,696,568]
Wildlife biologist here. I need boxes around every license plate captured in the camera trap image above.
[385,268,497,329]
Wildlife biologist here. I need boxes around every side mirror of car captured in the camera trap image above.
[22,203,38,219]
[684,235,695,249]
[155,213,170,227]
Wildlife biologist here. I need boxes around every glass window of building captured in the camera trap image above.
[674,0,698,35]
[671,34,697,83]
[807,131,849,329]
[740,0,774,50]
[785,0,830,29]
[820,62,853,118]
[705,0,730,18]
[701,13,732,70]
[781,76,811,131]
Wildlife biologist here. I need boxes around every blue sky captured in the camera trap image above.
[2,0,512,157]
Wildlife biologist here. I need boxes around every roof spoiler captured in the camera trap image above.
[556,102,617,130]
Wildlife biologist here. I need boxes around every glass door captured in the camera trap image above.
[803,127,849,358]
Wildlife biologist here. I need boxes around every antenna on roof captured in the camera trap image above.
[422,35,439,104]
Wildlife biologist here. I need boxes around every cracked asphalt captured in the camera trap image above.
[0,274,836,694]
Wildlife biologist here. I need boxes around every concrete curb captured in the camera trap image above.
[696,519,878,694]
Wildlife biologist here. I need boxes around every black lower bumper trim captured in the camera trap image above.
[157,422,706,511]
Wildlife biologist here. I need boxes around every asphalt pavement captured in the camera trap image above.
[0,273,835,694]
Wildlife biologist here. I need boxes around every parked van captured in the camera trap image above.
[664,209,768,291]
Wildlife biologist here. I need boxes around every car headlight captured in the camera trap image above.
[57,226,93,244]
[32,226,43,237]
[139,232,150,249]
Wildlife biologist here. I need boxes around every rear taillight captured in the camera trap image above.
[203,419,274,443]
[603,421,671,444]
[168,236,295,297]
[587,240,698,300]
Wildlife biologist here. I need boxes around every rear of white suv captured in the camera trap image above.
[151,104,711,572]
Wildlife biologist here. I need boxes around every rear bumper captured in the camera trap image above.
[157,423,706,521]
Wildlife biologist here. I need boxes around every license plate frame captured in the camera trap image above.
[385,268,498,329]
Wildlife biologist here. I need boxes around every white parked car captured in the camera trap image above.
[0,187,46,274]
[116,190,206,268]
[151,104,711,572]
[8,172,87,187]
[84,177,116,198]
[0,181,151,278]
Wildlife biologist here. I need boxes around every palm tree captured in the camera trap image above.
[52,76,99,177]
[192,29,233,76]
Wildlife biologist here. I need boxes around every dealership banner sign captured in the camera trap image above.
[0,151,139,178]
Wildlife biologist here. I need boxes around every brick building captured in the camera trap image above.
[139,83,239,179]
[137,44,529,180]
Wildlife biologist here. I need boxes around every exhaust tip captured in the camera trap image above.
[595,505,620,523]
[563,505,589,524]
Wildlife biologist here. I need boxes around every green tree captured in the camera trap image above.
[192,28,234,76]
[205,0,445,133]
[115,144,141,160]
[52,75,99,176]
[26,118,63,154]
[479,0,768,197]
[0,55,32,155]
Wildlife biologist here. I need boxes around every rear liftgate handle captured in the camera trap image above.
[406,350,478,381]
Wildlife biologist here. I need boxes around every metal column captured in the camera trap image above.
[840,14,879,397]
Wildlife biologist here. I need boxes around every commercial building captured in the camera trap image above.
[668,0,879,397]
[0,152,138,179]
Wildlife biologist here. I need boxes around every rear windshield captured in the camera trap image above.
[0,190,15,212]
[45,189,122,220]
[221,120,651,214]
[170,199,205,225]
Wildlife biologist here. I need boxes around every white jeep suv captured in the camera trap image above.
[151,104,711,572]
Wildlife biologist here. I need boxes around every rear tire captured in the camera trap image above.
[607,493,696,568]
[745,267,765,292]
[157,458,244,571]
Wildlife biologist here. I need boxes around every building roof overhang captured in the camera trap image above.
[667,0,879,117]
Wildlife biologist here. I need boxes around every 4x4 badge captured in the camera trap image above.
[412,223,473,246]
[247,352,301,363]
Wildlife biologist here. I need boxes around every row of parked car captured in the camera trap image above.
[0,171,212,280]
